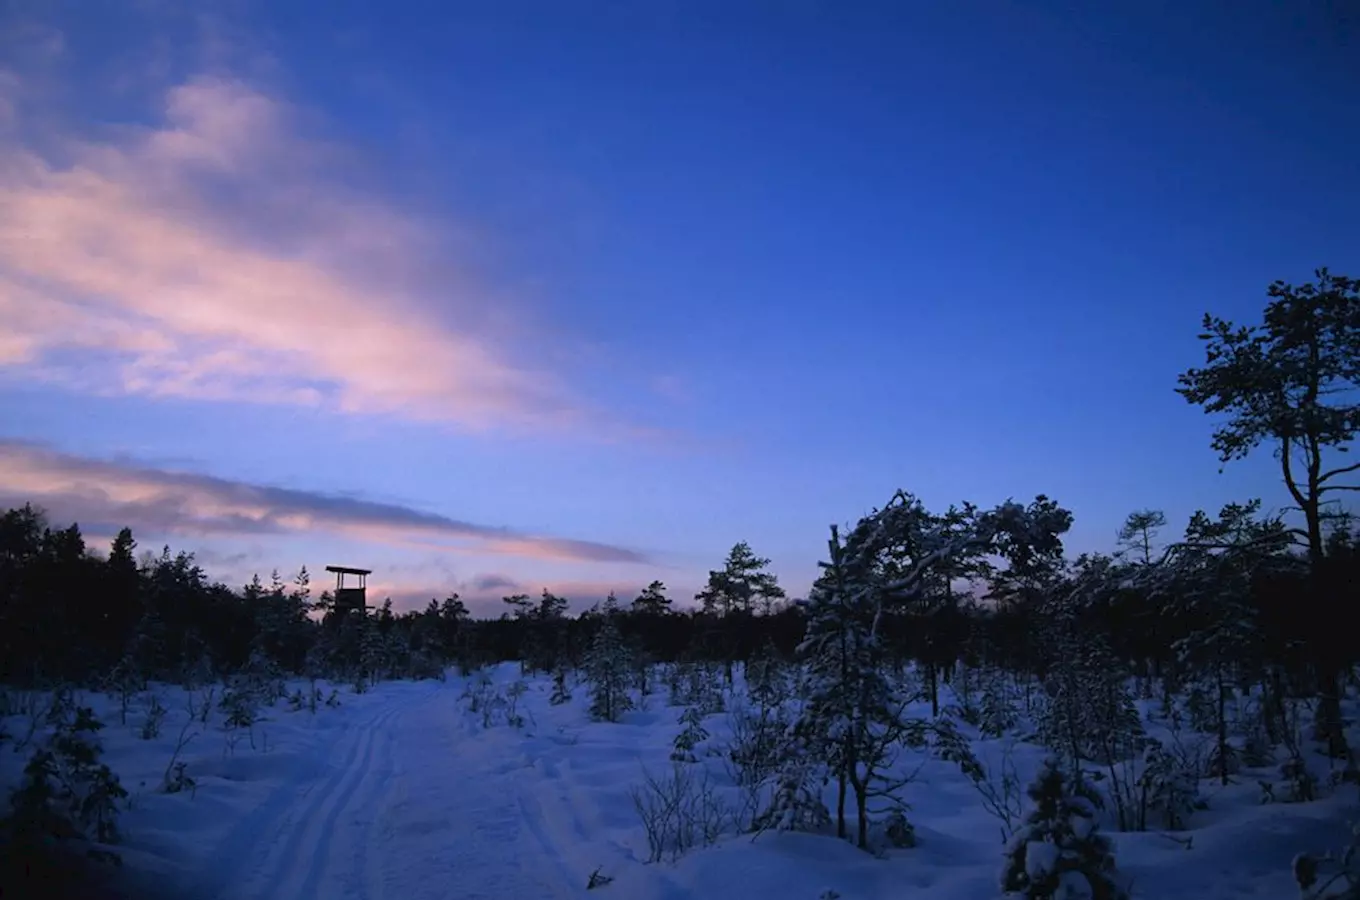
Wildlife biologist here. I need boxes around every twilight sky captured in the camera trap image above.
[1,1,1357,613]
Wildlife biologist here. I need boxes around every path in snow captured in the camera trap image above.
[201,682,590,900]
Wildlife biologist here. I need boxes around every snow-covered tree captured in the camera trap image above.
[586,615,633,722]
[1154,500,1296,780]
[1001,757,1127,900]
[791,490,1072,850]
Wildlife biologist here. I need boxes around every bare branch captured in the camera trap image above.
[1319,459,1360,485]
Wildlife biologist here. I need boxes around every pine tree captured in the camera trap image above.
[695,541,785,617]
[792,491,1072,850]
[1001,758,1127,900]
[632,580,671,616]
[586,615,633,722]
[1177,269,1360,758]
[1158,501,1295,780]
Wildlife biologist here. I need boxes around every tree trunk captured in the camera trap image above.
[836,768,847,840]
[1216,663,1230,786]
[855,778,869,849]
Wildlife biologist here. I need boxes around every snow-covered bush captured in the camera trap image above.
[753,752,832,837]
[550,668,572,706]
[967,738,1025,843]
[628,763,731,863]
[671,706,708,763]
[980,671,1021,738]
[1137,740,1202,831]
[0,704,127,870]
[724,701,788,785]
[505,680,530,729]
[1294,820,1360,899]
[138,693,167,740]
[1037,641,1144,771]
[1001,757,1127,900]
[219,686,259,754]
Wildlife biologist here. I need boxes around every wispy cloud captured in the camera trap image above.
[0,440,649,565]
[0,67,592,432]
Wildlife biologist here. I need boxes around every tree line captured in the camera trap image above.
[0,268,1356,746]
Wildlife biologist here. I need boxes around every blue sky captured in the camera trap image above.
[1,1,1356,612]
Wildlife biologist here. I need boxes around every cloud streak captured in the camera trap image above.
[0,440,649,565]
[0,71,588,432]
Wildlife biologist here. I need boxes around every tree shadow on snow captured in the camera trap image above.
[0,843,192,900]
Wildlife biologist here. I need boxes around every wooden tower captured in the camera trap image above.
[325,565,371,614]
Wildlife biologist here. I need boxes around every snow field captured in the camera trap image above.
[3,665,1357,900]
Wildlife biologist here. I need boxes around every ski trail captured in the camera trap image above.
[209,684,444,900]
[218,705,398,900]
[368,701,589,900]
[283,703,401,900]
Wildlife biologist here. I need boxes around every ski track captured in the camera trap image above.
[365,694,589,900]
[206,685,438,900]
[196,681,600,900]
[220,705,397,900]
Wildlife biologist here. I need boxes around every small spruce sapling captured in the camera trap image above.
[1001,757,1127,900]
[671,706,708,762]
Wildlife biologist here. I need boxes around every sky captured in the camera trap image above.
[1,1,1357,614]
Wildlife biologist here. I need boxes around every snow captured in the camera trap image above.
[1026,839,1059,878]
[5,667,1358,900]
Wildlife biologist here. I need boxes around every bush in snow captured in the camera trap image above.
[1,705,127,871]
[1001,757,1127,900]
[745,640,789,710]
[880,806,917,849]
[670,661,725,714]
[966,738,1026,844]
[219,686,259,754]
[1262,753,1319,804]
[979,671,1021,739]
[1137,740,1202,830]
[505,680,530,729]
[1037,635,1144,772]
[752,751,832,837]
[1294,820,1360,899]
[550,667,572,706]
[138,693,167,740]
[628,763,731,863]
[724,700,789,786]
[671,706,708,763]
[462,670,495,715]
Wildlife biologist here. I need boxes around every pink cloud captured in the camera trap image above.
[0,73,592,433]
[0,440,650,566]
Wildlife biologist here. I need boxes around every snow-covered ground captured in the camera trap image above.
[5,665,1357,900]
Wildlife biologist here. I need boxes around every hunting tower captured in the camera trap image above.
[325,565,371,615]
